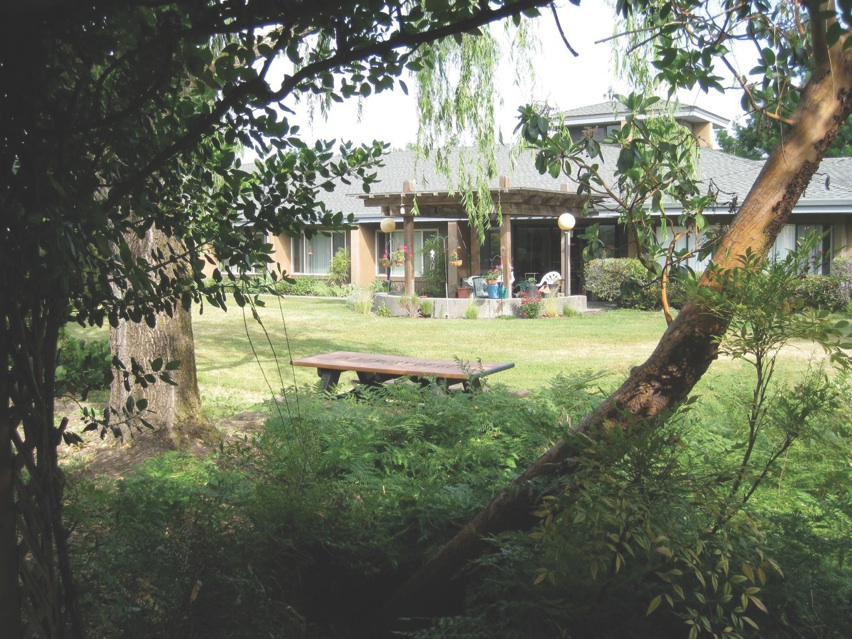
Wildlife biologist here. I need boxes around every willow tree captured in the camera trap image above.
[385,0,852,620]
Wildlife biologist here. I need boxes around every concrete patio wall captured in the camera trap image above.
[374,293,587,319]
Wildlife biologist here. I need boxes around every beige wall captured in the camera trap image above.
[351,225,378,286]
[269,232,291,277]
[690,121,715,148]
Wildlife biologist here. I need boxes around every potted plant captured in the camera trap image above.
[485,266,501,299]
[456,282,471,298]
[380,244,410,269]
[449,251,463,267]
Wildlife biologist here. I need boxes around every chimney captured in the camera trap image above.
[498,175,510,189]
[403,180,416,193]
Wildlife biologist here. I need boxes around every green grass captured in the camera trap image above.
[69,295,838,417]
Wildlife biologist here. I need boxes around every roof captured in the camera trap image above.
[315,143,852,223]
[561,100,731,129]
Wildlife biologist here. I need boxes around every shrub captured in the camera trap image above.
[517,292,543,318]
[543,294,559,318]
[55,330,112,399]
[585,258,693,310]
[794,274,844,311]
[328,248,351,285]
[398,293,422,318]
[562,305,583,318]
[584,258,644,302]
[346,287,374,315]
[420,299,434,317]
[464,303,479,320]
[833,256,852,304]
[274,276,338,296]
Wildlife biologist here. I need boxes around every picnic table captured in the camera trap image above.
[290,350,514,393]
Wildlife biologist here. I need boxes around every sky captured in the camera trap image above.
[285,3,749,148]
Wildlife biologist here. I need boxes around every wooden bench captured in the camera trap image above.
[290,351,514,393]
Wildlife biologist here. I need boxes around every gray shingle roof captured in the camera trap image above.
[287,143,852,222]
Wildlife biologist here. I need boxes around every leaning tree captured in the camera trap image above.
[384,0,852,620]
[0,1,556,636]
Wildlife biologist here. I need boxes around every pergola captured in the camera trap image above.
[357,184,594,295]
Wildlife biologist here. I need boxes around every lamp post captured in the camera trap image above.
[380,217,396,293]
[558,213,576,296]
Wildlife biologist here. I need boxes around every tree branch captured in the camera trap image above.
[105,0,553,208]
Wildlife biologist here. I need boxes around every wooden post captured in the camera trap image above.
[500,212,512,296]
[470,227,481,275]
[404,209,415,296]
[448,221,460,290]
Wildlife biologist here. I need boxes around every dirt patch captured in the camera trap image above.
[57,397,269,477]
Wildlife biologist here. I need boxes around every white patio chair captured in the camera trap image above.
[536,271,562,294]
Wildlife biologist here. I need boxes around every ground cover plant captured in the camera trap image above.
[61,291,852,638]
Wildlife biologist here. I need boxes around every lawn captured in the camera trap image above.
[183,295,833,417]
[68,294,836,420]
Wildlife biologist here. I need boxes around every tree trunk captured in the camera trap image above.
[0,288,21,639]
[381,27,852,623]
[109,226,219,449]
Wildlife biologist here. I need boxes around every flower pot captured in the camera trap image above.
[486,283,500,299]
[449,259,463,267]
[457,286,471,299]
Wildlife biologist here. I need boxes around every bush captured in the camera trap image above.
[585,258,693,310]
[273,275,346,297]
[55,330,112,399]
[464,303,479,319]
[328,248,351,285]
[832,256,852,305]
[584,258,643,302]
[516,292,543,318]
[398,293,422,317]
[420,299,434,317]
[346,287,374,315]
[794,275,844,311]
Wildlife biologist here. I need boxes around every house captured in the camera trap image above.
[252,101,852,296]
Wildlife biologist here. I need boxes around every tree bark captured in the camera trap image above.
[381,22,852,624]
[0,288,21,639]
[109,226,219,449]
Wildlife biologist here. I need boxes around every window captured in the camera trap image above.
[293,231,347,275]
[769,224,832,274]
[656,225,712,272]
[376,229,437,276]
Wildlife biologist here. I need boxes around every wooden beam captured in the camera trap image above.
[404,210,415,296]
[500,213,512,295]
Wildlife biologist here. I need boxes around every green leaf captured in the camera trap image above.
[646,595,663,616]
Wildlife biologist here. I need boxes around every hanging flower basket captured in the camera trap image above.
[449,251,462,267]
[381,245,410,268]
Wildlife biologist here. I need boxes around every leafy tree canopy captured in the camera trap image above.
[718,108,852,159]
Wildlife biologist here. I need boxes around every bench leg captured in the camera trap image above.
[318,368,341,391]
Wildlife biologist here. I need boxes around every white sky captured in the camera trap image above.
[286,3,748,148]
